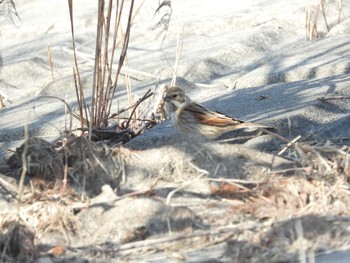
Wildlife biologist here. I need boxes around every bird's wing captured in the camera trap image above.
[185,102,244,127]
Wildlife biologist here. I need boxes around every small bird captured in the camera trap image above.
[163,86,271,139]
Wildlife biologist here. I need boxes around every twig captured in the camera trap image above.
[170,27,183,86]
[17,111,30,211]
[320,0,329,32]
[166,173,204,206]
[260,128,294,144]
[296,219,307,263]
[0,177,18,196]
[0,94,4,108]
[68,0,88,130]
[106,0,135,119]
[36,95,73,132]
[61,150,69,193]
[125,89,153,128]
[133,120,156,136]
[47,45,54,81]
[317,95,350,102]
[278,135,302,156]
[218,135,262,143]
[92,0,105,129]
[311,2,320,39]
[90,221,272,252]
[301,128,322,142]
[338,0,343,23]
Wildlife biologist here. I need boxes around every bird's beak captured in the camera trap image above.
[163,95,170,102]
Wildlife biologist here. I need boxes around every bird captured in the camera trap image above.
[162,86,272,139]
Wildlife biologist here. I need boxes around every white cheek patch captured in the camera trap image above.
[172,100,185,108]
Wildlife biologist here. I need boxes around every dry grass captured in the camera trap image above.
[66,0,158,143]
[7,137,126,199]
[68,0,137,139]
[305,0,344,40]
[2,134,350,261]
[119,142,350,262]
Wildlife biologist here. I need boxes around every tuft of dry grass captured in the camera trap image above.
[68,0,135,139]
[6,136,126,200]
[305,0,344,40]
[67,1,157,142]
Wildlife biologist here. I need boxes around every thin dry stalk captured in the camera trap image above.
[105,0,135,121]
[311,4,320,39]
[278,135,302,156]
[91,0,105,131]
[305,0,311,40]
[17,111,30,213]
[103,0,124,109]
[320,0,329,32]
[47,45,54,81]
[305,0,343,40]
[338,0,343,23]
[36,95,74,132]
[170,29,183,87]
[62,150,69,193]
[125,89,153,128]
[124,56,133,117]
[68,0,89,130]
[68,0,136,140]
[109,89,154,119]
[166,173,204,206]
[105,221,272,252]
[318,95,350,101]
[295,219,307,263]
[0,95,4,108]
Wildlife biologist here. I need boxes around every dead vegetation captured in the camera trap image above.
[305,0,344,40]
[6,137,125,198]
[1,136,350,262]
[67,0,158,143]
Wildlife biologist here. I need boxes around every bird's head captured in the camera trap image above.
[163,86,188,107]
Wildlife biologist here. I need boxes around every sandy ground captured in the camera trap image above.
[1,0,350,262]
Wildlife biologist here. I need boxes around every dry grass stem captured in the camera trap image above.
[36,95,74,132]
[170,29,183,87]
[278,135,302,156]
[295,219,307,263]
[0,95,5,109]
[166,173,204,206]
[47,45,54,81]
[68,0,88,130]
[113,221,272,252]
[17,112,30,207]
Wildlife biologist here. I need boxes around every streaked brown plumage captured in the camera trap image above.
[163,86,270,139]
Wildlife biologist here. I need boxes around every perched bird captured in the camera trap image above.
[163,86,271,139]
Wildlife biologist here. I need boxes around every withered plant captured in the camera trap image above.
[68,0,135,139]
